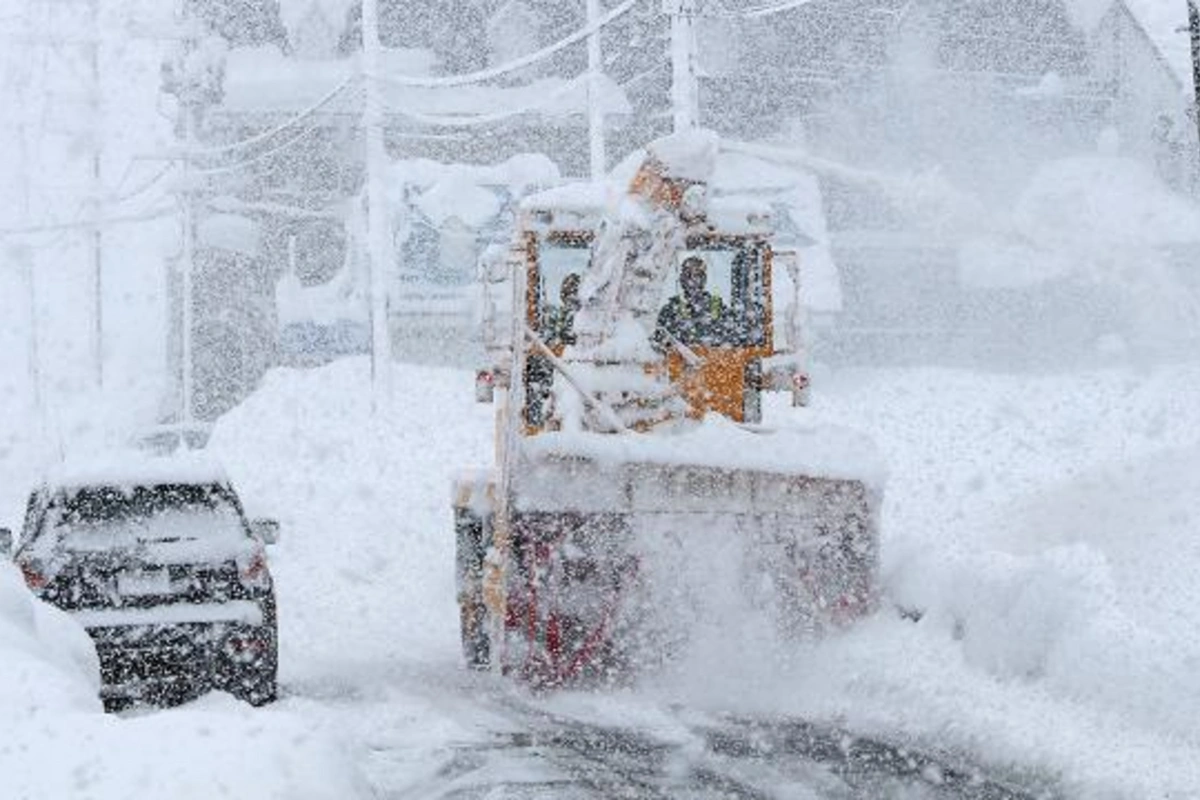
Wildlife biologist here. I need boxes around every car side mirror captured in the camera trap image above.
[0,528,11,557]
[250,519,280,545]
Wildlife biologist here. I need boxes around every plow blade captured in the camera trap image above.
[456,427,882,686]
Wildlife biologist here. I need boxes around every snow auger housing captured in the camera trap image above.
[455,132,881,686]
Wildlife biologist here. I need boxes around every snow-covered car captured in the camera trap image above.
[1,455,280,710]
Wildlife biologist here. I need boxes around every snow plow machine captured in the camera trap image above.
[454,131,882,687]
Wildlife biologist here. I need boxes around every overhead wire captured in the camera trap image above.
[369,0,640,88]
[107,162,176,204]
[708,0,818,19]
[189,86,361,177]
[151,0,640,169]
[617,56,671,91]
[369,73,591,127]
[0,207,176,240]
[185,76,357,157]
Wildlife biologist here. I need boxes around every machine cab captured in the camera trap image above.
[521,232,776,427]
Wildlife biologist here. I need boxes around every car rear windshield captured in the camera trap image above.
[48,483,247,549]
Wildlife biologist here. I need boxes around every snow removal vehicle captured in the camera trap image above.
[454,132,882,686]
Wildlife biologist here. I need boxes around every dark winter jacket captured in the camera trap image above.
[652,293,728,352]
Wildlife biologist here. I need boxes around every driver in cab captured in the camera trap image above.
[653,255,727,353]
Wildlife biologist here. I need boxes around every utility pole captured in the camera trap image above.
[666,0,700,131]
[12,245,42,415]
[26,0,107,388]
[1189,1,1200,156]
[161,8,221,424]
[87,0,104,389]
[362,0,393,412]
[10,7,41,415]
[587,0,607,180]
[181,93,197,425]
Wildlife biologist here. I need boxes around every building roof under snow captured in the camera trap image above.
[1069,0,1194,92]
[1121,0,1193,91]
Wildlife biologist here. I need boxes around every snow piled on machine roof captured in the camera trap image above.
[524,415,886,489]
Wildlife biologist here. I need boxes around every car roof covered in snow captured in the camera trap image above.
[42,451,233,493]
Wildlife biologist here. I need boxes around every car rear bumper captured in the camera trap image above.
[74,600,264,629]
[84,611,276,705]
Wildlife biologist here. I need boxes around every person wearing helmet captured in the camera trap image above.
[653,255,728,352]
[544,272,582,348]
[526,273,583,427]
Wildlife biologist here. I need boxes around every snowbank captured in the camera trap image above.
[0,557,367,799]
[653,363,1200,797]
[0,561,100,716]
[207,357,494,686]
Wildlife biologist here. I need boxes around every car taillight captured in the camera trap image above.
[18,560,47,590]
[240,551,269,586]
[223,630,268,664]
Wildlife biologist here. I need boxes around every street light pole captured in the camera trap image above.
[362,0,393,412]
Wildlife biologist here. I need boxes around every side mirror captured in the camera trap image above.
[250,519,280,545]
[0,528,11,557]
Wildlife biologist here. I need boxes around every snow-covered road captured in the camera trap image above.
[275,659,1050,799]
[205,356,1200,798]
[4,355,1200,798]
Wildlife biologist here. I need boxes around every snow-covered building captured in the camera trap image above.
[1089,1,1197,190]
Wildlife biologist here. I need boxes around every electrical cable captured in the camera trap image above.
[184,76,356,157]
[107,163,176,204]
[369,0,640,88]
[369,73,591,127]
[726,0,819,19]
[0,206,175,239]
[189,86,360,176]
[617,56,671,90]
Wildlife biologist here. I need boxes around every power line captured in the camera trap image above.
[737,0,820,19]
[108,163,176,204]
[618,56,671,90]
[0,207,175,239]
[186,76,356,157]
[369,73,591,127]
[191,92,356,176]
[367,0,640,88]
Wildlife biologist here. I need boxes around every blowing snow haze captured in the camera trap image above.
[0,0,1198,798]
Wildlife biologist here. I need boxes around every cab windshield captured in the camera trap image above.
[657,244,768,348]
